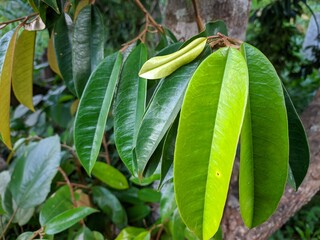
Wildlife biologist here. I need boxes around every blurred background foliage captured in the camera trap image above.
[0,0,319,238]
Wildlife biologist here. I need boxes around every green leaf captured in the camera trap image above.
[0,28,19,149]
[174,47,248,239]
[39,186,74,226]
[92,186,127,228]
[135,46,211,175]
[172,209,186,240]
[73,5,105,97]
[115,227,147,240]
[160,117,178,187]
[134,231,150,240]
[92,161,129,190]
[54,13,75,95]
[47,33,62,78]
[283,86,309,189]
[75,227,104,240]
[41,0,60,14]
[74,52,122,174]
[160,182,176,222]
[114,43,147,174]
[44,207,97,235]
[8,136,61,208]
[12,30,36,111]
[239,43,289,228]
[139,37,207,79]
[130,174,160,186]
[127,205,151,222]
[137,188,161,203]
[16,232,33,240]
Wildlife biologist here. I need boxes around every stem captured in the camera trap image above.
[58,167,78,208]
[156,226,164,240]
[192,0,204,32]
[0,217,5,240]
[133,0,164,33]
[0,13,38,27]
[61,144,85,183]
[57,181,90,189]
[0,208,18,239]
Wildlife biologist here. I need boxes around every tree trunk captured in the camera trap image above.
[163,1,320,239]
[161,0,251,40]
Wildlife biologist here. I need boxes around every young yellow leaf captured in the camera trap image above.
[74,0,90,20]
[47,34,62,78]
[12,30,36,111]
[139,37,207,79]
[0,28,20,149]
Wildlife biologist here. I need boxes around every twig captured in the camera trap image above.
[102,133,111,165]
[133,0,164,33]
[61,144,85,183]
[156,226,164,240]
[192,0,204,32]
[58,167,78,208]
[0,216,5,240]
[0,13,38,27]
[0,208,18,239]
[57,181,91,189]
[29,227,45,240]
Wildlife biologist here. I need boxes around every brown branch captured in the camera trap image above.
[133,0,164,33]
[57,181,91,189]
[0,208,18,239]
[102,133,111,165]
[192,0,204,32]
[58,167,78,208]
[61,144,85,183]
[0,13,38,27]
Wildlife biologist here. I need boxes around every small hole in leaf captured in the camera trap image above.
[216,171,221,177]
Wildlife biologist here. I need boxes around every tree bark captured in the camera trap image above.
[161,0,251,40]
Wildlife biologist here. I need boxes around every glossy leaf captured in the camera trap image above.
[39,186,73,226]
[42,0,60,14]
[283,86,309,189]
[92,186,127,228]
[135,46,211,175]
[138,188,161,203]
[74,52,122,174]
[115,227,147,240]
[47,34,62,77]
[239,43,289,228]
[172,209,185,240]
[92,161,129,190]
[127,205,151,222]
[174,47,248,239]
[8,136,61,208]
[75,226,104,240]
[139,37,207,79]
[44,207,97,235]
[12,30,36,111]
[54,13,75,94]
[114,43,147,174]
[160,182,176,222]
[0,28,19,149]
[73,5,104,97]
[160,117,178,187]
[134,231,150,240]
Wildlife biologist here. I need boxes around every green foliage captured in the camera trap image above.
[0,0,312,239]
